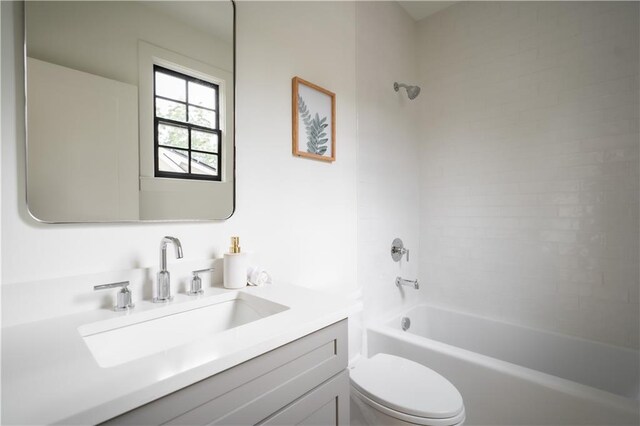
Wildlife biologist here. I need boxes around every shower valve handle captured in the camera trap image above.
[393,247,409,261]
[402,248,410,262]
[391,238,409,262]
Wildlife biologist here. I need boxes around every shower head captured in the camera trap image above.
[394,82,421,100]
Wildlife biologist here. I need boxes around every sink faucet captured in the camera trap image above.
[153,236,183,303]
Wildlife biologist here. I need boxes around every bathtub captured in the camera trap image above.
[367,304,640,425]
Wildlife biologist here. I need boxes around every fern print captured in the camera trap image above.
[298,94,329,155]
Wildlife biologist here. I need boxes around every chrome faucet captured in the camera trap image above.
[153,236,183,303]
[396,276,419,290]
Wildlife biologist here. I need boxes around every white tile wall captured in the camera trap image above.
[356,1,421,332]
[417,1,639,349]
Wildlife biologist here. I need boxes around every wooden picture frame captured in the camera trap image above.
[292,76,336,162]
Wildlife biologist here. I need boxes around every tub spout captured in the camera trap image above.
[396,277,419,290]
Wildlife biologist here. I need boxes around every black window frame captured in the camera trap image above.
[153,65,222,182]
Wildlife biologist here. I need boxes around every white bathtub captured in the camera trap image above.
[367,304,640,425]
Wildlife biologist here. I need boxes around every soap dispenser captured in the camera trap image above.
[223,236,248,289]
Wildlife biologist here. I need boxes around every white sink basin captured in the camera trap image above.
[79,292,288,368]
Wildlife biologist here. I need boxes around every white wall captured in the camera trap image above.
[356,1,421,331]
[27,58,140,221]
[417,1,639,349]
[1,1,357,322]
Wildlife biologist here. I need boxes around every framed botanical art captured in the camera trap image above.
[292,76,336,162]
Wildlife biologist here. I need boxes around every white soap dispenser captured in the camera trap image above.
[223,236,248,289]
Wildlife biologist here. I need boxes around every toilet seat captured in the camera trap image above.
[350,353,465,426]
[351,386,465,426]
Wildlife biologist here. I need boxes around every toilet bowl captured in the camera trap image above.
[350,353,465,426]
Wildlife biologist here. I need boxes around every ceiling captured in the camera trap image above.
[397,1,456,21]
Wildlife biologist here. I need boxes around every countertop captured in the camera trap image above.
[1,284,355,425]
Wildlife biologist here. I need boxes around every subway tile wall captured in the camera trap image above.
[417,2,639,348]
[356,1,422,329]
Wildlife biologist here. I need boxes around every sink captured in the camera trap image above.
[79,291,288,368]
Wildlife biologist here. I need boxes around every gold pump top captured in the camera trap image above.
[230,236,241,254]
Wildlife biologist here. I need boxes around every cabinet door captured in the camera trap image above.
[103,320,347,426]
[259,370,349,426]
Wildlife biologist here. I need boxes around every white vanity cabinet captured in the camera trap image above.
[102,320,349,425]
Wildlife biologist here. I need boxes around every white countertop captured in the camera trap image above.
[1,284,354,425]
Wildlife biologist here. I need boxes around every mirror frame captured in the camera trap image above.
[23,0,236,223]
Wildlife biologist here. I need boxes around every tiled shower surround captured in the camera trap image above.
[417,2,639,348]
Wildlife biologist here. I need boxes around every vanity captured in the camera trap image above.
[2,284,351,424]
[3,2,354,423]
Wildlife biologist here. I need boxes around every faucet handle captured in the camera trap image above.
[391,238,410,262]
[94,281,135,311]
[189,268,215,296]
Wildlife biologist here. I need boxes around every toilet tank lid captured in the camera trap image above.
[350,353,464,420]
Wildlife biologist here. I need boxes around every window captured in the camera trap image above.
[153,65,221,181]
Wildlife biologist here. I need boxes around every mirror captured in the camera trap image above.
[25,1,235,222]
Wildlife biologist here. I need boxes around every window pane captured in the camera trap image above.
[192,130,218,153]
[188,106,216,128]
[158,123,188,149]
[158,147,189,173]
[156,98,186,122]
[188,81,216,109]
[191,152,218,176]
[155,71,186,102]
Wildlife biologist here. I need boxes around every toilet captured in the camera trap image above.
[350,353,465,426]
